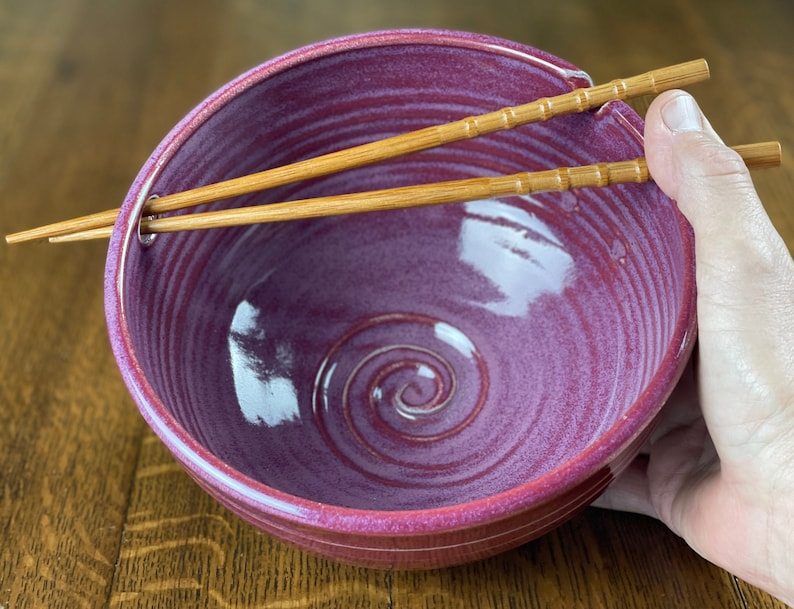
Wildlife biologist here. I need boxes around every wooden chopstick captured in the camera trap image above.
[46,141,780,242]
[6,59,711,245]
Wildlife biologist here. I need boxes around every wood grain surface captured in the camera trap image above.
[1,1,792,607]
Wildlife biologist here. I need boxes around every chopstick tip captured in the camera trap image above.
[5,231,32,245]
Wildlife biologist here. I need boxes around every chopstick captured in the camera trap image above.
[46,141,781,242]
[6,59,711,245]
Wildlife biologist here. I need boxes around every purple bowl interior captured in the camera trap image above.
[111,33,694,513]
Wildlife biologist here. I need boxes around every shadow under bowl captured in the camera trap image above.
[105,29,696,569]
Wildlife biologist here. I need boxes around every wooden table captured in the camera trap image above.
[1,1,792,607]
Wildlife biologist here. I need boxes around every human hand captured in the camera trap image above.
[594,90,794,606]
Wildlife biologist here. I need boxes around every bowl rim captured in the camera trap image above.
[105,28,697,536]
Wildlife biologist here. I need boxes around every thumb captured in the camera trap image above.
[645,90,786,299]
[644,91,794,463]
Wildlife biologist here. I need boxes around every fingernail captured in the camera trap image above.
[661,93,703,133]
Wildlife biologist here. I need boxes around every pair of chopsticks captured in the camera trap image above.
[5,59,781,245]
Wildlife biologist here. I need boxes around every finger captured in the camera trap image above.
[592,455,658,518]
[595,358,701,516]
[647,354,700,446]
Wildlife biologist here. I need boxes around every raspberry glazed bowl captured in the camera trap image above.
[105,29,697,569]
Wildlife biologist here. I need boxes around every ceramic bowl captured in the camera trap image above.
[105,30,697,569]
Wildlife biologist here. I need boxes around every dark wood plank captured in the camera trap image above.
[0,2,145,608]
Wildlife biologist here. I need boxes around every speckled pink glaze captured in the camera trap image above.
[105,30,697,569]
